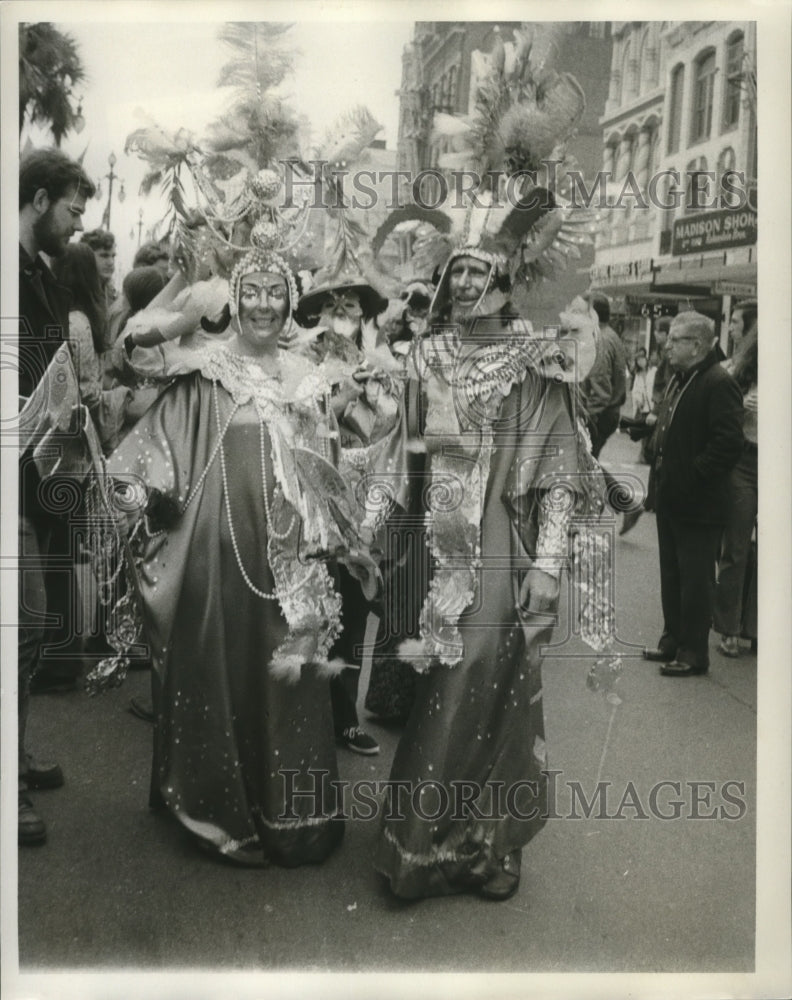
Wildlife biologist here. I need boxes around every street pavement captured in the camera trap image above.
[16,430,757,977]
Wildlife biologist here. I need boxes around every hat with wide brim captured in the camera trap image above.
[296,278,388,329]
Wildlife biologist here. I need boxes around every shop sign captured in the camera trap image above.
[590,257,654,285]
[712,280,757,296]
[672,208,757,256]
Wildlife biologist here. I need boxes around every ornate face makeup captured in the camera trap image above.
[236,270,290,355]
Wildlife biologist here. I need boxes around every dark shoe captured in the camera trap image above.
[643,647,676,663]
[338,726,380,755]
[479,850,521,901]
[660,660,708,677]
[21,754,64,790]
[19,792,47,846]
[129,696,155,723]
[619,509,643,536]
[29,672,80,695]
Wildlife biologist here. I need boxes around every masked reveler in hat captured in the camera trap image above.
[91,228,378,867]
[374,27,618,900]
[296,264,408,756]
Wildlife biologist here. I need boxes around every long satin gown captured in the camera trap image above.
[110,370,343,866]
[375,372,584,898]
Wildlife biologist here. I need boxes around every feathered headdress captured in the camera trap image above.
[373,23,596,306]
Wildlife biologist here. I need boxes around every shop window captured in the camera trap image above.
[667,64,685,154]
[722,31,744,131]
[690,49,716,143]
[685,156,711,213]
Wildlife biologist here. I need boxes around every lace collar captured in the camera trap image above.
[198,345,331,413]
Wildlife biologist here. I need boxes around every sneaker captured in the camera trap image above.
[338,726,380,756]
[19,792,47,846]
[718,635,741,658]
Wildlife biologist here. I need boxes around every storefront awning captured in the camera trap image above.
[653,251,756,289]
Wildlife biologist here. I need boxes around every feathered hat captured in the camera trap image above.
[372,23,596,315]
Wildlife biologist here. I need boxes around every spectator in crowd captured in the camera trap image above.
[642,312,744,677]
[133,240,171,277]
[52,244,132,453]
[18,147,95,844]
[631,348,657,420]
[581,292,627,458]
[651,315,673,408]
[714,301,758,656]
[105,265,169,352]
[620,317,673,533]
[80,229,118,319]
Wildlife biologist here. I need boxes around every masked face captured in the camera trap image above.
[448,256,492,319]
[236,271,290,354]
[33,185,87,257]
[320,290,363,339]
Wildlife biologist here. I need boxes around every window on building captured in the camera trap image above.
[659,169,678,255]
[447,65,457,113]
[622,44,633,99]
[691,49,716,143]
[716,147,737,207]
[638,29,651,94]
[722,31,744,130]
[667,64,685,154]
[685,156,712,213]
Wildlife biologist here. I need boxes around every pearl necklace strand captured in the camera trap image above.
[213,377,315,602]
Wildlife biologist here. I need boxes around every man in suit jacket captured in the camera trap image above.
[18,148,95,844]
[642,311,744,677]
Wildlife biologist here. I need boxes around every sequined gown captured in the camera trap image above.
[109,356,344,866]
[375,333,588,898]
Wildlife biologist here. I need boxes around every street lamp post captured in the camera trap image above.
[102,152,126,232]
[137,208,144,247]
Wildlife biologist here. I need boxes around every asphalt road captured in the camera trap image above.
[16,431,758,979]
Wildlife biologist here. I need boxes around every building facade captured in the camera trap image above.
[591,21,757,356]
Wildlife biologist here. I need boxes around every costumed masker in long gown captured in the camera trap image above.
[375,207,609,900]
[92,245,377,867]
[296,269,408,754]
[374,32,616,899]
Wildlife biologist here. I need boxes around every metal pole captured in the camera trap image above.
[105,152,117,232]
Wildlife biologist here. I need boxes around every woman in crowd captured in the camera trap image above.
[100,245,374,866]
[52,243,132,454]
[714,301,758,656]
[630,348,657,420]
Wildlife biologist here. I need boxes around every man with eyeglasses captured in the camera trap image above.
[18,148,96,844]
[642,311,744,677]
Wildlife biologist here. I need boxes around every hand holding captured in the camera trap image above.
[518,568,560,615]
